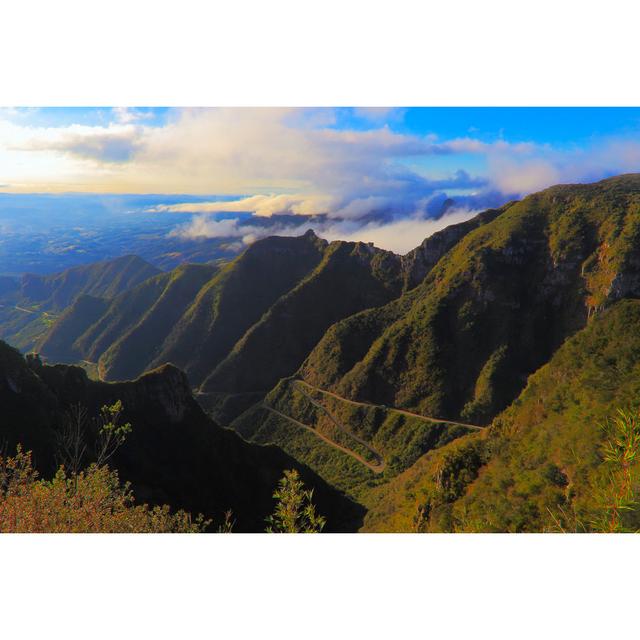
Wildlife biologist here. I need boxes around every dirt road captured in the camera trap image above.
[261,403,385,474]
[295,379,484,431]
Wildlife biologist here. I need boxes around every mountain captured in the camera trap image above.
[18,174,640,532]
[0,339,363,532]
[198,238,404,419]
[18,254,161,311]
[146,230,328,385]
[39,263,219,374]
[39,231,415,423]
[299,175,640,425]
[231,175,640,524]
[38,231,326,383]
[362,299,640,532]
[0,255,161,352]
[400,205,507,291]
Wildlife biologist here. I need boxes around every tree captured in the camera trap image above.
[265,469,326,533]
[54,400,132,478]
[54,403,89,477]
[95,400,132,467]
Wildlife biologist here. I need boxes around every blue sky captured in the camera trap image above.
[5,106,640,149]
[1,107,640,252]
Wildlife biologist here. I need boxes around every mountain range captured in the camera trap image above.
[3,174,640,531]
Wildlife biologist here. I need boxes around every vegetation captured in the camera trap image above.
[592,408,640,532]
[236,403,377,499]
[39,263,217,375]
[266,469,326,533]
[0,255,159,355]
[0,446,208,533]
[40,232,326,387]
[19,254,160,312]
[8,175,640,532]
[235,378,472,503]
[0,399,210,533]
[301,175,640,427]
[201,239,403,401]
[362,299,640,532]
[0,340,363,532]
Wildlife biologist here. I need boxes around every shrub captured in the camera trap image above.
[265,469,326,533]
[0,446,208,533]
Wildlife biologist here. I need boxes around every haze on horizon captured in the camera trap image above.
[1,107,640,254]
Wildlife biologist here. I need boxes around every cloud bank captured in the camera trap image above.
[2,107,640,253]
[170,207,482,254]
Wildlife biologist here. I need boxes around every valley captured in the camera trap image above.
[3,174,640,531]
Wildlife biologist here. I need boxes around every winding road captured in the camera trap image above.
[293,381,385,464]
[294,380,484,431]
[198,378,483,476]
[261,403,386,474]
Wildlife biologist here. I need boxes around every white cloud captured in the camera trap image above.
[3,107,640,255]
[152,193,339,217]
[488,156,561,194]
[333,196,393,219]
[16,124,142,163]
[171,208,479,254]
[0,108,512,198]
[321,209,479,253]
[112,107,153,124]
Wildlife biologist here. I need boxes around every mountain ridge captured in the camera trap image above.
[0,339,363,531]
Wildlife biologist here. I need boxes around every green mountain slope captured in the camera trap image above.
[401,205,507,291]
[145,230,328,385]
[0,255,161,352]
[19,254,161,311]
[0,340,363,532]
[300,175,640,426]
[362,299,640,532]
[37,294,110,363]
[38,231,327,384]
[200,240,404,411]
[39,263,219,378]
[233,376,475,500]
[38,230,413,412]
[37,232,327,385]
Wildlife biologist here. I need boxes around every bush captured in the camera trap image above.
[265,469,326,533]
[0,446,209,533]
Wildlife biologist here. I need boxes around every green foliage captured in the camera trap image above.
[54,400,133,474]
[21,254,160,312]
[361,434,487,532]
[302,175,640,430]
[236,402,375,500]
[592,408,640,532]
[362,300,640,532]
[461,345,509,423]
[266,469,326,533]
[0,254,160,355]
[235,377,473,504]
[96,400,133,466]
[40,233,326,387]
[0,446,209,533]
[39,262,217,377]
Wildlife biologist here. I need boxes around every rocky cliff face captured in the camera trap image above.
[401,206,507,290]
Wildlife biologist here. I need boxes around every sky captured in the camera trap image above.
[2,107,640,253]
